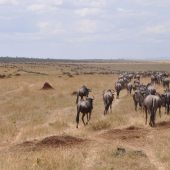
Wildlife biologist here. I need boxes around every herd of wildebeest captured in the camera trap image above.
[75,71,170,128]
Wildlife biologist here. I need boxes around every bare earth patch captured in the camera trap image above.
[99,125,149,143]
[156,121,170,129]
[13,135,87,151]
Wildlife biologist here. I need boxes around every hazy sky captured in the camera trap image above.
[0,0,170,59]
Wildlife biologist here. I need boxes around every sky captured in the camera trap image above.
[0,0,170,60]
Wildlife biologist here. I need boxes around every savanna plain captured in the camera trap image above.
[0,60,170,170]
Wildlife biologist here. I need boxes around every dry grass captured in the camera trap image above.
[0,147,86,170]
[93,146,156,170]
[0,61,170,170]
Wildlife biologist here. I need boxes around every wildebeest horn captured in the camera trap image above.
[92,95,95,100]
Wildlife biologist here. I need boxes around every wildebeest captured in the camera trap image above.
[76,97,94,128]
[135,74,140,80]
[161,90,170,114]
[147,83,156,95]
[163,78,169,90]
[127,82,133,94]
[151,75,156,85]
[133,79,140,91]
[76,85,91,104]
[103,89,115,115]
[115,82,122,99]
[143,95,162,127]
[133,90,145,111]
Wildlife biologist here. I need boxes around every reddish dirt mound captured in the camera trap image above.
[125,126,141,130]
[41,82,54,90]
[99,126,148,142]
[0,74,6,79]
[37,135,85,147]
[156,121,170,129]
[14,135,86,151]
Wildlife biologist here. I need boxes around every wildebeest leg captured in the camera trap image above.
[165,104,167,114]
[151,112,156,127]
[89,111,91,121]
[104,109,106,115]
[110,104,112,113]
[150,108,156,127]
[104,104,106,115]
[145,107,148,125]
[130,88,132,94]
[168,104,170,114]
[159,107,161,118]
[149,114,153,127]
[76,111,80,128]
[134,101,138,111]
[117,91,120,99]
[149,107,153,126]
[105,105,109,115]
[82,113,86,126]
[86,113,89,124]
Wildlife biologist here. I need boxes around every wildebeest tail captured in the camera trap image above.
[151,98,155,113]
[151,98,156,125]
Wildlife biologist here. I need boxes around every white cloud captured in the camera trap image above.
[0,0,18,5]
[75,7,101,17]
[77,19,97,33]
[0,16,12,20]
[27,0,63,13]
[27,4,47,12]
[38,21,64,35]
[129,0,170,7]
[145,24,170,34]
[73,0,106,7]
